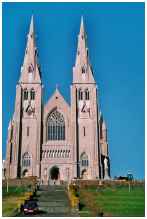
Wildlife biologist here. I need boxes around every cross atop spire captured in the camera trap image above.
[19,16,41,84]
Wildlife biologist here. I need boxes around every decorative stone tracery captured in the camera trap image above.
[42,149,70,158]
[47,109,65,141]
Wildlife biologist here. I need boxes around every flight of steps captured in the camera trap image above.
[37,185,78,216]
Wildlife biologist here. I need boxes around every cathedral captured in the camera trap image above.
[5,16,110,184]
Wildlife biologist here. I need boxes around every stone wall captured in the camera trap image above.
[2,176,37,187]
[71,179,144,188]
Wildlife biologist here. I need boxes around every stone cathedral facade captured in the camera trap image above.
[5,17,110,184]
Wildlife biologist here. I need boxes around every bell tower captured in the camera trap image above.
[19,16,42,177]
[71,17,102,179]
[7,16,42,178]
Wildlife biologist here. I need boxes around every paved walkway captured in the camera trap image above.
[17,185,79,217]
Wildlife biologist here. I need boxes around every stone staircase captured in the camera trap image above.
[37,185,78,216]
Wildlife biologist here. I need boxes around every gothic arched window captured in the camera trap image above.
[78,88,83,100]
[22,152,31,167]
[23,89,28,100]
[47,109,65,141]
[30,89,35,100]
[85,88,89,100]
[80,152,89,167]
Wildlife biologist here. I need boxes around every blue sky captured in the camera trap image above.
[2,2,145,179]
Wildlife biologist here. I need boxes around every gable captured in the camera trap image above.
[44,89,70,124]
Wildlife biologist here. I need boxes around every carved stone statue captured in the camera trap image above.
[104,157,109,180]
[104,157,108,169]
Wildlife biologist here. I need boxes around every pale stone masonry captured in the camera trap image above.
[5,16,110,184]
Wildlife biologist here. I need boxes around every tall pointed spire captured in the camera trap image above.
[75,16,88,66]
[19,16,41,84]
[73,17,95,84]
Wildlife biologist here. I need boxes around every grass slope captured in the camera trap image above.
[79,185,145,217]
[2,186,30,216]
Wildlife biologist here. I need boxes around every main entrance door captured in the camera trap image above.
[49,166,60,185]
[81,169,88,179]
[22,169,28,177]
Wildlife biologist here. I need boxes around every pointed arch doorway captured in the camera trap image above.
[49,166,60,185]
[22,169,28,177]
[80,152,89,179]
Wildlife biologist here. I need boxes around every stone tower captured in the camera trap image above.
[6,16,42,178]
[71,17,102,179]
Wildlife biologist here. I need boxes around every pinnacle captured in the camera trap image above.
[102,119,106,130]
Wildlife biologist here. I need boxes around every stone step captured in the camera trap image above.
[39,206,70,213]
[35,185,72,216]
[37,190,66,194]
[38,212,73,217]
[38,196,68,200]
[39,185,65,190]
[38,194,67,197]
[38,201,68,207]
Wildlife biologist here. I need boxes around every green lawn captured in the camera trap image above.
[79,185,145,217]
[2,185,32,216]
[3,186,27,197]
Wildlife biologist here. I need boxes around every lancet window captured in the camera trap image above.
[30,88,35,100]
[85,88,89,100]
[78,88,83,100]
[80,152,89,167]
[22,152,31,167]
[23,89,28,100]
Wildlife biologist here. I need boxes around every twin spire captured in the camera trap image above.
[19,16,94,84]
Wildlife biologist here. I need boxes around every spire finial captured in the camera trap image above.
[29,15,34,35]
[81,15,84,26]
[80,15,84,34]
[56,84,59,90]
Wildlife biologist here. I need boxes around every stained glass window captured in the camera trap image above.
[47,109,65,140]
